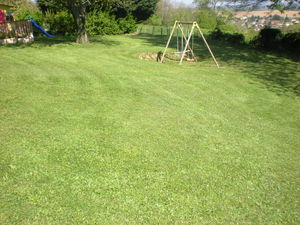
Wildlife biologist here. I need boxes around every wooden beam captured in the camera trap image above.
[179,24,194,65]
[195,23,219,68]
[160,21,177,63]
[177,21,194,25]
[177,24,197,62]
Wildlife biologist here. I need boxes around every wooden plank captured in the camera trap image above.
[177,21,194,25]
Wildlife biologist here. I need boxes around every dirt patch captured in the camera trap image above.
[138,52,196,62]
[138,52,158,61]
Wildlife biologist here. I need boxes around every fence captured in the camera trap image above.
[137,25,207,38]
[138,25,173,36]
[0,20,33,44]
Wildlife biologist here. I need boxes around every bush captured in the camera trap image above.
[281,32,300,52]
[87,11,121,35]
[210,28,245,44]
[250,28,282,49]
[118,15,137,34]
[87,11,136,35]
[217,24,240,33]
[44,10,75,35]
[210,25,299,54]
[225,33,245,43]
[209,28,223,40]
[14,6,44,25]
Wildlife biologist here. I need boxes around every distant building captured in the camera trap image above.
[233,10,300,30]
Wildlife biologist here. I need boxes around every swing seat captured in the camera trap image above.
[173,50,191,54]
[187,58,195,62]
[172,52,187,58]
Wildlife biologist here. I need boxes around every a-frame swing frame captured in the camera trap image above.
[160,21,219,68]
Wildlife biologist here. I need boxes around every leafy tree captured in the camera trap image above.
[37,0,91,43]
[37,0,134,43]
[131,0,159,22]
[37,0,158,43]
[193,0,225,11]
[156,0,196,25]
[272,14,282,20]
[2,0,37,10]
[67,0,89,43]
[3,0,43,24]
[144,14,162,25]
[198,9,218,29]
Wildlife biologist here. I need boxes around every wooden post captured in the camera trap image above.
[195,23,219,68]
[179,24,194,65]
[160,21,177,63]
[178,24,197,62]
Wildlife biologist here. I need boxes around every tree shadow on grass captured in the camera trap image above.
[131,34,300,97]
[0,35,121,49]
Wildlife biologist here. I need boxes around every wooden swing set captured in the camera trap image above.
[160,21,219,68]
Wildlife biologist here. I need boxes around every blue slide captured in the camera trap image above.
[31,19,55,38]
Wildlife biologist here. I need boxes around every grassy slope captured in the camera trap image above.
[0,35,299,224]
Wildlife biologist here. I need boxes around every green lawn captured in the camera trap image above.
[0,34,299,224]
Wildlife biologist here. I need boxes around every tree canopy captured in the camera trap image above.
[36,0,158,43]
[37,0,158,20]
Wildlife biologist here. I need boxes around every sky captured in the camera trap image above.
[174,0,195,7]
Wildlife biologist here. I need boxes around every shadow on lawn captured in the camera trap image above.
[0,35,121,48]
[131,34,300,97]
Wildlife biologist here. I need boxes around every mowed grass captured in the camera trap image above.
[0,34,299,224]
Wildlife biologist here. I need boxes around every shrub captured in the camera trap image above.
[118,15,137,34]
[87,11,121,35]
[281,32,300,52]
[209,28,223,40]
[44,10,75,35]
[251,28,282,49]
[14,6,44,25]
[217,24,240,33]
[210,28,245,44]
[209,25,299,54]
[86,11,136,35]
[14,6,44,36]
[225,33,245,43]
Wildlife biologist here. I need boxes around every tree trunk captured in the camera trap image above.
[68,1,89,44]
